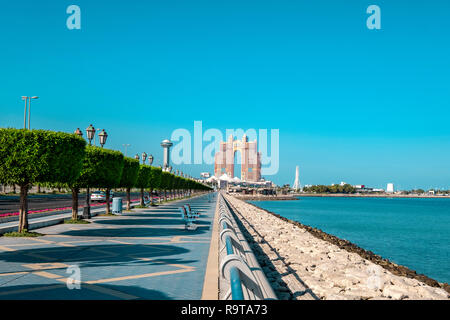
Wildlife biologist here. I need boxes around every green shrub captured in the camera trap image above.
[0,129,86,232]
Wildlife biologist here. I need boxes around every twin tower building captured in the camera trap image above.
[214,134,262,182]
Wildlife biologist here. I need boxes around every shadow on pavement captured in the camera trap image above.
[93,218,211,226]
[0,283,173,300]
[0,243,193,266]
[59,226,210,238]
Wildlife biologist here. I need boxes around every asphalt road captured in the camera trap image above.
[0,192,141,215]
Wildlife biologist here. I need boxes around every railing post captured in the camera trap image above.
[230,266,245,300]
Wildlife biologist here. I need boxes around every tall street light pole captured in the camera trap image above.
[28,96,38,130]
[21,96,38,129]
[123,144,131,157]
[21,97,28,129]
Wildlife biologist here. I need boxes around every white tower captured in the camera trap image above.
[161,139,173,170]
[293,166,301,192]
[386,183,394,193]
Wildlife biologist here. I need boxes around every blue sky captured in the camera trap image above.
[1,0,449,190]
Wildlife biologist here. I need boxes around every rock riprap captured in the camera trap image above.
[225,195,449,300]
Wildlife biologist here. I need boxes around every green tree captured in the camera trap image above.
[136,165,152,206]
[160,171,172,201]
[74,146,124,216]
[119,157,140,211]
[148,166,162,205]
[0,129,86,232]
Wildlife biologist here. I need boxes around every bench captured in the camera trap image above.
[184,204,200,217]
[179,206,198,230]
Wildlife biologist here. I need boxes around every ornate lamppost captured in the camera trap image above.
[74,128,83,138]
[98,129,108,148]
[86,124,95,145]
[83,124,95,219]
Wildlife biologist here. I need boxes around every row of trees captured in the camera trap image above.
[0,128,212,233]
[303,184,356,194]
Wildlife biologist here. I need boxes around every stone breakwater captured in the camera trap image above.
[225,195,450,300]
[233,195,299,201]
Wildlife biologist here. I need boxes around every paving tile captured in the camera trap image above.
[0,193,218,300]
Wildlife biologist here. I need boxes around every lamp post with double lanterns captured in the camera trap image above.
[75,125,109,219]
[83,124,94,218]
[147,155,154,203]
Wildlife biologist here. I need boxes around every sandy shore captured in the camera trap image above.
[225,194,449,300]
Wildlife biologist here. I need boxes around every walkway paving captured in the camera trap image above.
[0,193,218,300]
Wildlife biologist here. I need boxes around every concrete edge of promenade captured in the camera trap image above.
[201,194,220,300]
[225,194,450,300]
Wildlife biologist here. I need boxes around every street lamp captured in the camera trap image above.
[148,155,154,165]
[74,128,83,138]
[98,129,108,148]
[123,144,130,157]
[21,96,39,130]
[28,96,38,130]
[21,97,27,129]
[86,124,95,145]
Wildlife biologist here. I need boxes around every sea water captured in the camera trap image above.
[249,197,450,284]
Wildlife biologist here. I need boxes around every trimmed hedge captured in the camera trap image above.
[75,146,124,188]
[119,157,140,189]
[0,128,86,185]
[0,128,86,232]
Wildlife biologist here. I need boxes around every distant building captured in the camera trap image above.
[353,184,384,193]
[386,183,394,193]
[214,135,261,182]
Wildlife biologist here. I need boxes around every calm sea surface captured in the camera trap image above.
[249,197,450,283]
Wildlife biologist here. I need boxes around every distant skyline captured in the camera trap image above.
[1,1,449,190]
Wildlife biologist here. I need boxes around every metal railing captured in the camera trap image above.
[218,193,277,300]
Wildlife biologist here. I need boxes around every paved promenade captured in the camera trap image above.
[0,193,217,300]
